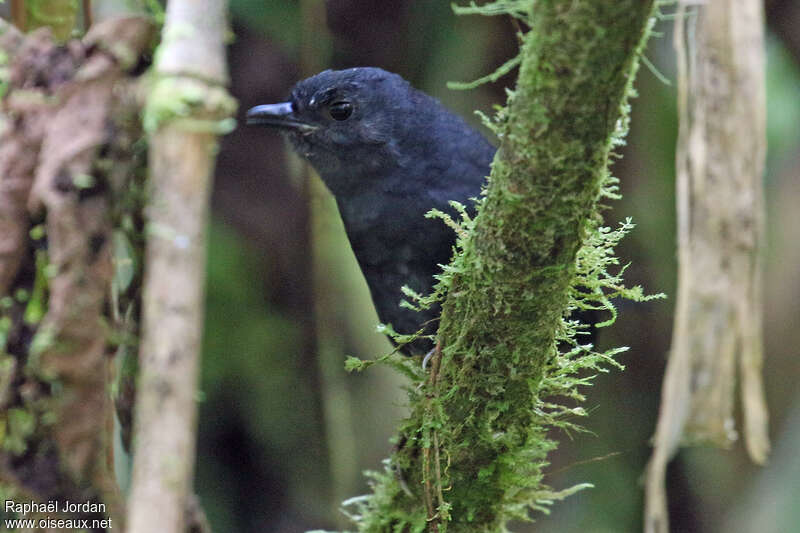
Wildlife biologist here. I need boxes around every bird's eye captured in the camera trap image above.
[328,101,353,121]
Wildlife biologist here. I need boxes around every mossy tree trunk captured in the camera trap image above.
[351,1,656,531]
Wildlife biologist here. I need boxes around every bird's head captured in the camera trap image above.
[247,67,413,192]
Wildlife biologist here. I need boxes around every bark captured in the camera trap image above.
[645,1,770,531]
[0,21,32,296]
[0,15,155,532]
[126,0,234,532]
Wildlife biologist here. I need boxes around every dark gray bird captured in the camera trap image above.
[246,67,495,354]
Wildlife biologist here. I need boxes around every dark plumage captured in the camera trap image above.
[247,67,495,354]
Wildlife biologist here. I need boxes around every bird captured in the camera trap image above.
[246,67,496,355]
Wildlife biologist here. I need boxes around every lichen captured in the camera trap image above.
[143,76,237,134]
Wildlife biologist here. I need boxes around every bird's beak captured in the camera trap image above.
[245,102,317,134]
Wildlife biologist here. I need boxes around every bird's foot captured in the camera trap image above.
[421,347,436,370]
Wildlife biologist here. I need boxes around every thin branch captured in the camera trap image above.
[10,0,26,31]
[83,0,93,30]
[127,0,234,532]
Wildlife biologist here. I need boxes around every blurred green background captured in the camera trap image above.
[189,2,798,532]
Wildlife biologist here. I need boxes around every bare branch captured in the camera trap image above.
[127,1,235,532]
[646,1,770,531]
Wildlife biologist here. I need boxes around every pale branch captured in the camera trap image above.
[126,1,235,533]
[645,1,770,531]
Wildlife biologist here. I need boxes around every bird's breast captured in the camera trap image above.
[336,187,448,268]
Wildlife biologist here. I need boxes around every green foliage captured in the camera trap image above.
[1,407,36,455]
[141,0,166,25]
[23,250,49,326]
[0,48,9,100]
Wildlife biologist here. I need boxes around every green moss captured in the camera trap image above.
[0,49,9,100]
[344,1,659,531]
[143,76,237,134]
[24,250,49,325]
[1,408,36,456]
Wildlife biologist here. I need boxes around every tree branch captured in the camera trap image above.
[645,1,770,531]
[126,1,235,532]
